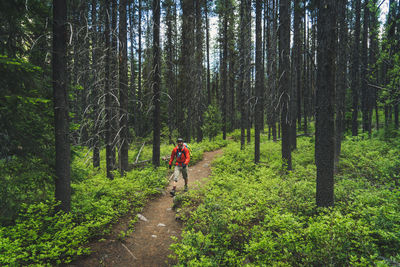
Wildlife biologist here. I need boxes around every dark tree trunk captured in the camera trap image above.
[195,0,204,142]
[245,1,253,145]
[53,0,71,212]
[164,0,176,136]
[105,0,113,179]
[361,0,370,135]
[316,0,336,207]
[292,0,301,150]
[279,0,292,170]
[205,1,211,106]
[334,0,348,172]
[152,0,161,167]
[222,4,228,140]
[369,0,379,131]
[91,0,100,168]
[180,0,194,141]
[270,0,277,142]
[119,0,129,173]
[351,0,361,136]
[239,0,251,150]
[111,0,118,167]
[137,0,142,135]
[255,0,262,163]
[129,1,137,137]
[303,0,308,135]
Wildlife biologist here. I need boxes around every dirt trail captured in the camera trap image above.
[67,149,223,267]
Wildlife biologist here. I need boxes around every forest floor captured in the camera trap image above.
[66,149,223,267]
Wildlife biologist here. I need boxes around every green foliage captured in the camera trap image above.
[0,55,53,161]
[201,105,222,141]
[171,136,400,266]
[0,200,90,265]
[0,137,229,265]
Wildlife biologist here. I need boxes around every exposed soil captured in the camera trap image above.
[66,149,223,267]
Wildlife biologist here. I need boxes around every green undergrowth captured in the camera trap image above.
[171,132,400,266]
[0,137,228,266]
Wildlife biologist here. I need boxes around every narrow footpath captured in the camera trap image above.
[67,149,223,267]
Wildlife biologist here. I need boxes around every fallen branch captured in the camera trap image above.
[121,242,137,260]
[135,142,146,164]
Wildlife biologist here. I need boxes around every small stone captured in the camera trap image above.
[157,223,166,227]
[137,214,148,222]
[203,163,209,167]
[151,235,157,238]
[166,208,172,211]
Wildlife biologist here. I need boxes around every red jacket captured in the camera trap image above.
[169,146,190,166]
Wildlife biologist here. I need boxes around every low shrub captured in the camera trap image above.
[171,136,400,266]
[0,137,229,265]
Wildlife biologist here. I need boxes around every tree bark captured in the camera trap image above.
[221,2,228,140]
[361,0,370,135]
[279,0,292,170]
[195,0,204,142]
[152,0,161,167]
[119,0,129,172]
[91,0,100,168]
[255,0,262,163]
[137,0,143,135]
[316,0,336,207]
[292,0,301,150]
[205,1,211,106]
[105,0,114,179]
[351,0,361,136]
[53,0,71,212]
[334,0,348,172]
[239,0,251,150]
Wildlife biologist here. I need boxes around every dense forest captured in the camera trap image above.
[1,0,400,265]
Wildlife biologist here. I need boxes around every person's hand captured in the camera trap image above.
[169,165,172,169]
[182,164,186,169]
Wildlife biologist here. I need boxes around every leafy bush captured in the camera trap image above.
[0,137,229,265]
[201,105,222,141]
[171,136,400,266]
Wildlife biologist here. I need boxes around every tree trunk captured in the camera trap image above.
[221,3,228,140]
[111,0,118,167]
[205,1,211,106]
[119,0,129,173]
[129,0,137,137]
[164,0,176,136]
[255,0,262,163]
[303,0,308,135]
[53,0,71,212]
[292,0,301,150]
[351,0,361,136]
[137,0,143,135]
[361,0,370,135]
[105,0,113,179]
[195,0,204,142]
[316,0,336,207]
[152,0,161,167]
[279,0,292,170]
[334,0,348,172]
[91,0,100,168]
[369,0,379,131]
[239,0,251,150]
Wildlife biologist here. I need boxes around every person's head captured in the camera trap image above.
[177,138,184,148]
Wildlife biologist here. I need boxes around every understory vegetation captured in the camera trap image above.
[0,138,228,265]
[171,129,400,266]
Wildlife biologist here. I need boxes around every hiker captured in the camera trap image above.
[169,138,190,196]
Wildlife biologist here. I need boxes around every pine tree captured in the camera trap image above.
[53,0,71,211]
[316,0,337,207]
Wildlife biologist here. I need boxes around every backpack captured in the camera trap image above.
[183,143,192,157]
